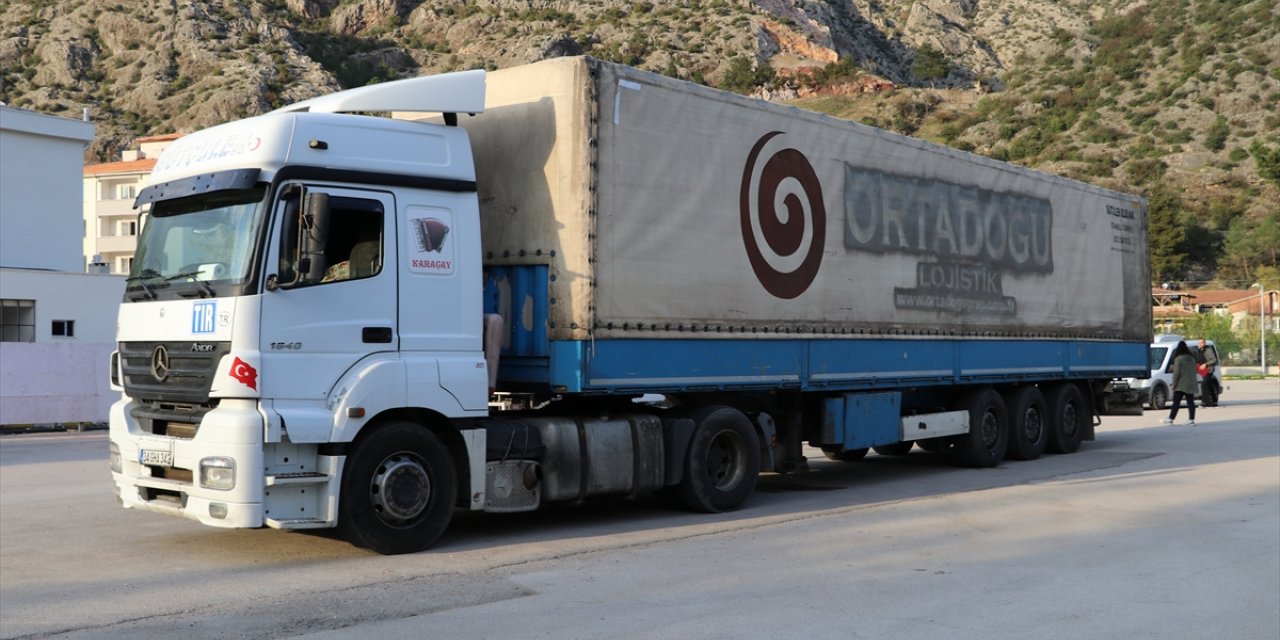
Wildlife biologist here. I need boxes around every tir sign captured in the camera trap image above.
[192,302,216,334]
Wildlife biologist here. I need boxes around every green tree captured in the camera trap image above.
[1148,188,1189,283]
[720,56,773,94]
[1204,115,1229,151]
[911,45,950,85]
[1249,141,1280,189]
[1180,313,1240,355]
[1221,211,1280,281]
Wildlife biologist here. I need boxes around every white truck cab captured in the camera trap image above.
[1125,334,1224,409]
[109,70,493,544]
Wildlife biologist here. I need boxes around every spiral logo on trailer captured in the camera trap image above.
[739,132,826,299]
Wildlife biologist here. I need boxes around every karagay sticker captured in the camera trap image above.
[407,208,455,275]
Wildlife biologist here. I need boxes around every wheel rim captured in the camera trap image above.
[1023,407,1043,441]
[1154,387,1166,407]
[705,429,747,491]
[980,409,1000,449]
[370,452,432,527]
[1061,403,1079,439]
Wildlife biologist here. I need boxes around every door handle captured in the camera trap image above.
[362,327,393,343]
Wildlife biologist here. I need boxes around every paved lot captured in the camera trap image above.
[1,380,1277,639]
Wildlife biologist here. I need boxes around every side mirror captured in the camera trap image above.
[300,192,331,282]
[275,188,331,289]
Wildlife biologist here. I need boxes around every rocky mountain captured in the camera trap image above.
[2,0,1277,282]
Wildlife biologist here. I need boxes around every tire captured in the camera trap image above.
[1003,386,1048,461]
[1045,383,1086,454]
[1150,383,1168,410]
[338,422,457,555]
[822,447,869,462]
[675,406,761,513]
[955,387,1008,468]
[873,441,914,456]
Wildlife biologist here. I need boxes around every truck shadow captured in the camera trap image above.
[421,412,1278,554]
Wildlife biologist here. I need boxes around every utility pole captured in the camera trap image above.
[1257,283,1267,375]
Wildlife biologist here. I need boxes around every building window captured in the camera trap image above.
[118,257,134,274]
[52,320,75,338]
[1,299,36,342]
[116,184,136,200]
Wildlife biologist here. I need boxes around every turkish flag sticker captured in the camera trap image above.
[230,357,258,390]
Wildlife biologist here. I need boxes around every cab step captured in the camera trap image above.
[265,472,329,486]
[265,517,329,529]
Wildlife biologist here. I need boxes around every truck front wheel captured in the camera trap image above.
[676,406,760,513]
[338,422,457,555]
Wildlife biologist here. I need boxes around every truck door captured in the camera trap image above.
[259,185,398,438]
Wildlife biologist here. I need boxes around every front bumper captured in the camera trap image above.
[110,397,266,528]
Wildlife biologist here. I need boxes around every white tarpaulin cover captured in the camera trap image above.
[465,57,1150,343]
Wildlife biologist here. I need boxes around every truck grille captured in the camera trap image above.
[119,341,230,403]
[130,400,214,439]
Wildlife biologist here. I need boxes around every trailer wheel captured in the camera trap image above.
[955,388,1008,467]
[338,422,456,555]
[821,447,869,462]
[1150,383,1168,410]
[873,442,914,456]
[1046,384,1086,454]
[676,406,760,513]
[1003,386,1048,461]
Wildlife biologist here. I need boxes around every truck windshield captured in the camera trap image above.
[126,186,268,301]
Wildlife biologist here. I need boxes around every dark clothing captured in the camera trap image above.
[1168,352,1199,421]
[1169,390,1197,422]
[1196,346,1219,406]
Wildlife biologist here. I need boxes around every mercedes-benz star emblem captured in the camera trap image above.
[151,345,170,381]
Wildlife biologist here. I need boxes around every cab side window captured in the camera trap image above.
[277,190,384,288]
[320,198,384,284]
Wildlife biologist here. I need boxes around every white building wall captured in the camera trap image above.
[0,269,124,343]
[0,106,93,272]
[0,269,124,424]
[0,106,125,425]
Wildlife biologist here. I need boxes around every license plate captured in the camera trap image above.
[140,448,173,467]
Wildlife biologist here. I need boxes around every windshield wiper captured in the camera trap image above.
[165,271,217,298]
[125,269,161,301]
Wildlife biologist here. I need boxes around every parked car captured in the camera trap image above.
[1126,335,1224,409]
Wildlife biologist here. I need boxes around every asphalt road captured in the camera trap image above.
[2,380,1277,640]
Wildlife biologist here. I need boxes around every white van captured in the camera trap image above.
[1126,335,1224,409]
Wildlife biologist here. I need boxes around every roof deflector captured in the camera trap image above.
[270,69,486,116]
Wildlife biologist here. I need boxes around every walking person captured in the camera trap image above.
[1196,338,1219,406]
[1162,341,1198,425]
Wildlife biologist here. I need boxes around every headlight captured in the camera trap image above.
[109,442,121,473]
[199,457,236,491]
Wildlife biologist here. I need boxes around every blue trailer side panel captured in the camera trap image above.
[483,274,1147,394]
[534,339,1147,394]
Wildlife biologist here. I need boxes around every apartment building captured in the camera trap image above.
[82,133,181,274]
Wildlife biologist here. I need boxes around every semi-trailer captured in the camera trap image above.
[109,57,1150,554]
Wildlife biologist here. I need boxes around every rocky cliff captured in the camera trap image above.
[2,0,1277,281]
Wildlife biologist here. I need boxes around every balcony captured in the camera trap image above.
[97,234,137,254]
[93,198,138,218]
